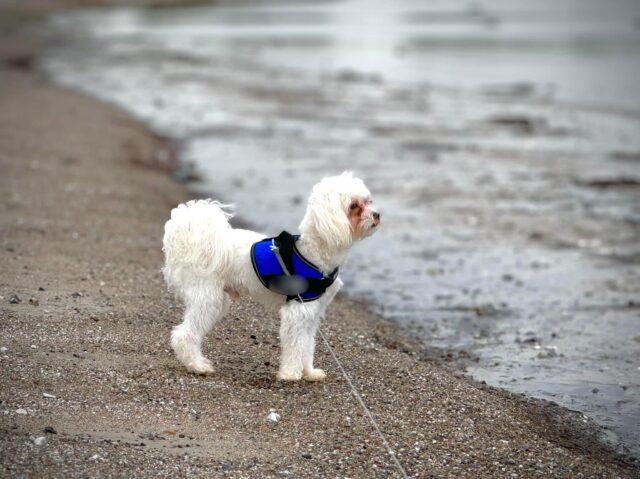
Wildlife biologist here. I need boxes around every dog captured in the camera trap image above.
[162,171,379,381]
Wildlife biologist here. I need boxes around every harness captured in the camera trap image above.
[250,231,339,302]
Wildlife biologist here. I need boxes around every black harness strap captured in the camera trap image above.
[273,231,297,277]
[271,231,339,302]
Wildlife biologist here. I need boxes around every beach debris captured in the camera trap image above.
[266,409,281,423]
[576,178,640,190]
[0,347,8,354]
[336,68,382,84]
[44,426,57,434]
[32,436,47,446]
[9,294,21,304]
[475,304,499,317]
[530,259,551,269]
[473,329,489,340]
[15,408,28,415]
[43,393,57,399]
[537,346,559,359]
[487,115,545,135]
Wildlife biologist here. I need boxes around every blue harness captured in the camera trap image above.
[250,231,339,302]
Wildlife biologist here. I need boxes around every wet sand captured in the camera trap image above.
[1,8,639,478]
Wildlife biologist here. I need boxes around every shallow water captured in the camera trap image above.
[39,0,640,456]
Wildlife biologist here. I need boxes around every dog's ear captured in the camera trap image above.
[302,189,352,250]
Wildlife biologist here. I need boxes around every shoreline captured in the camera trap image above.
[1,5,638,477]
[35,1,640,453]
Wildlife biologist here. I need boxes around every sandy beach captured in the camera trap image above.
[33,0,640,455]
[1,3,639,478]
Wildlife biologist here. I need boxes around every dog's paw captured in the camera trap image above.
[186,358,215,375]
[277,369,303,381]
[303,368,326,382]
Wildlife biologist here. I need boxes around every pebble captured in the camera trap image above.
[15,408,28,415]
[266,409,281,423]
[32,436,47,446]
[44,426,57,434]
[0,347,8,354]
[43,393,57,399]
[9,294,21,304]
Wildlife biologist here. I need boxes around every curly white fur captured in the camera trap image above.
[162,171,379,380]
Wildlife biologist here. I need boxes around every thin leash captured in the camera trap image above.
[318,328,410,479]
[268,240,408,477]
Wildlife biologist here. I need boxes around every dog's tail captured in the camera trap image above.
[162,199,235,289]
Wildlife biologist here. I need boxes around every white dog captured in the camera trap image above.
[162,171,379,381]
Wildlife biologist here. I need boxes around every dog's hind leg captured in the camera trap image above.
[171,280,228,375]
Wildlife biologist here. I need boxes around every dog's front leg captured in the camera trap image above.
[301,336,326,382]
[301,283,340,381]
[301,308,326,382]
[277,303,322,381]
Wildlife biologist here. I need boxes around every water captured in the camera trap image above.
[39,0,640,456]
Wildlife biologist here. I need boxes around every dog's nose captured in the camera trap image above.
[373,212,380,221]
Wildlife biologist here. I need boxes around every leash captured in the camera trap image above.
[318,328,410,479]
[271,238,407,476]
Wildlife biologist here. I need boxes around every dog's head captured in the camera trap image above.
[299,171,380,249]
